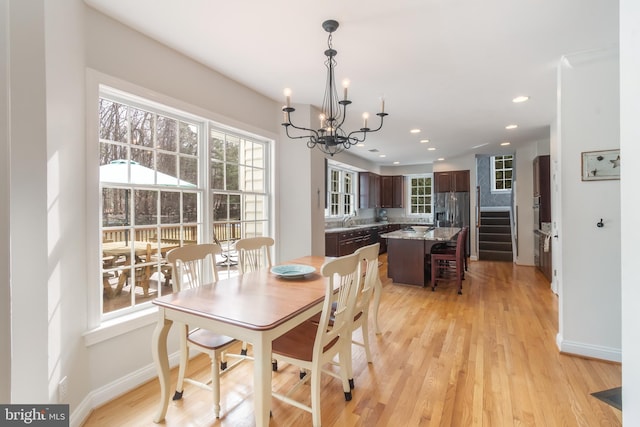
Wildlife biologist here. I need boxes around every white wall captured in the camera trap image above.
[276,103,315,262]
[8,0,50,402]
[556,48,621,361]
[0,0,11,404]
[620,0,640,422]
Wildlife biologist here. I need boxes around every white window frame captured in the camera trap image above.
[85,70,273,342]
[491,154,514,193]
[406,174,433,219]
[325,163,356,218]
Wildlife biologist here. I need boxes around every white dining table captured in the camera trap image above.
[151,255,331,426]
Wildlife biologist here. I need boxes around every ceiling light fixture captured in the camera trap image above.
[410,129,421,134]
[420,139,430,143]
[428,147,436,151]
[501,141,511,146]
[505,124,518,130]
[282,20,387,156]
[512,96,530,103]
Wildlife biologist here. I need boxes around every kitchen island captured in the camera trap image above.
[380,227,461,286]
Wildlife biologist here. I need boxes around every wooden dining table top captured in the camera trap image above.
[152,255,331,331]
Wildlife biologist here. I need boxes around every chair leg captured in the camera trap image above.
[361,320,372,364]
[310,369,322,427]
[346,338,355,390]
[339,343,353,401]
[431,259,437,291]
[211,353,222,418]
[173,328,189,400]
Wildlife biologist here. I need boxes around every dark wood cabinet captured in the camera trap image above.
[392,175,404,208]
[325,233,339,257]
[380,175,404,208]
[535,230,552,282]
[533,155,551,224]
[359,172,380,209]
[434,170,470,192]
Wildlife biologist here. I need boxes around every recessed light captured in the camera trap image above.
[420,139,430,143]
[472,143,489,149]
[501,141,511,146]
[427,147,436,151]
[437,157,445,161]
[410,129,421,134]
[379,154,386,158]
[512,96,529,103]
[393,161,400,165]
[356,143,365,147]
[505,124,518,130]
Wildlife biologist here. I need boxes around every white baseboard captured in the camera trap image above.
[556,333,621,363]
[70,351,181,427]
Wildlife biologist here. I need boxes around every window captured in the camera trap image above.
[326,165,355,217]
[210,129,269,279]
[408,175,433,215]
[491,154,513,191]
[98,88,270,318]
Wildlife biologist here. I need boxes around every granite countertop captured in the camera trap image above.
[325,222,433,234]
[380,226,461,241]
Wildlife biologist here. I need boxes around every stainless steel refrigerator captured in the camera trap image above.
[434,191,470,251]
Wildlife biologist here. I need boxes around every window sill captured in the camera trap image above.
[83,306,159,347]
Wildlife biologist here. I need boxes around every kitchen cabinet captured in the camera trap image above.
[325,223,400,257]
[381,175,404,208]
[534,230,552,282]
[325,228,373,257]
[533,155,551,224]
[359,172,380,208]
[434,170,470,192]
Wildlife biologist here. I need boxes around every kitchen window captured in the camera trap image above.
[408,175,433,215]
[491,154,513,192]
[326,165,356,217]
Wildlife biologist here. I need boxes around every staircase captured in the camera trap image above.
[479,210,513,261]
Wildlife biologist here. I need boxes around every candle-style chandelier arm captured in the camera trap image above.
[346,112,388,142]
[282,108,321,141]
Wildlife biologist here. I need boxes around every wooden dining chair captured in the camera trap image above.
[352,243,380,360]
[234,236,276,364]
[271,252,362,427]
[431,228,467,294]
[234,236,274,274]
[167,243,248,418]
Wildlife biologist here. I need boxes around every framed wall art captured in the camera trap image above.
[581,149,620,181]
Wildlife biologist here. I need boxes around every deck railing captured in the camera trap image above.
[102,223,242,245]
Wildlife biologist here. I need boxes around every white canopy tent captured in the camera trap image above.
[100,159,196,187]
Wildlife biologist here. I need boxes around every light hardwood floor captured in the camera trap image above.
[83,256,622,426]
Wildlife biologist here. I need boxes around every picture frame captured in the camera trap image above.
[581,149,620,181]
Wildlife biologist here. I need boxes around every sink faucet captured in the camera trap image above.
[342,214,355,228]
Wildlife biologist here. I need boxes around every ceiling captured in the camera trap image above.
[84,0,618,166]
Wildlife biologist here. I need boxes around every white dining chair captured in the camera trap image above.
[351,243,380,365]
[270,252,362,427]
[234,236,276,364]
[166,243,249,418]
[234,236,274,274]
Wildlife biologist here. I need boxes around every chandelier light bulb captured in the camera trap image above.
[342,79,350,101]
[362,112,369,128]
[283,88,292,107]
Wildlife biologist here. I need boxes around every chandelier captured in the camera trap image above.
[282,19,388,156]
